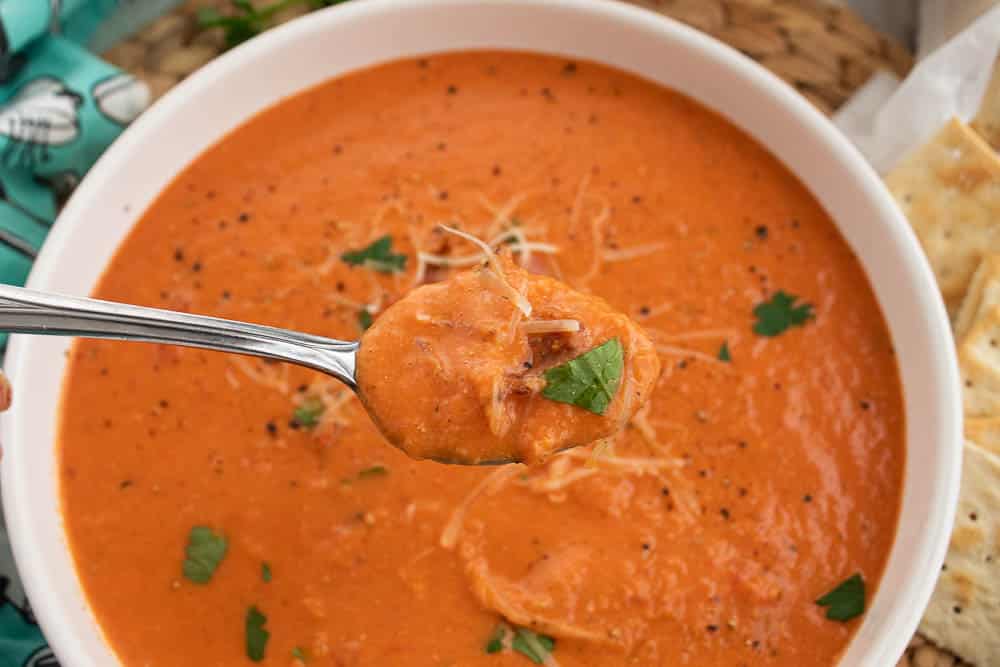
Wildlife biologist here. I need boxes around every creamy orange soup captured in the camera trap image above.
[59,52,905,665]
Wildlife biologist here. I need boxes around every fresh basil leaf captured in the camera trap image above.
[542,339,623,415]
[816,573,866,622]
[511,628,556,664]
[182,526,227,584]
[358,465,388,479]
[718,341,731,362]
[485,625,506,654]
[246,605,270,662]
[752,290,814,337]
[358,308,373,331]
[261,562,272,583]
[341,235,407,273]
[293,397,325,428]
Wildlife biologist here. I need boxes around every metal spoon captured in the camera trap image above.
[0,284,359,388]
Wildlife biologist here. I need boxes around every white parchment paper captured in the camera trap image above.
[833,4,1000,174]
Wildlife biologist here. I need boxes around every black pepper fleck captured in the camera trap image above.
[238,212,251,223]
[446,85,458,94]
[803,494,813,503]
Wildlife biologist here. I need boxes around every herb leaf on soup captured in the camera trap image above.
[718,341,731,362]
[542,338,623,415]
[293,397,325,428]
[358,465,388,479]
[182,526,227,584]
[752,290,814,337]
[485,624,507,654]
[358,307,374,331]
[341,235,407,273]
[511,628,556,664]
[291,646,307,661]
[261,562,272,583]
[246,605,270,662]
[816,573,866,622]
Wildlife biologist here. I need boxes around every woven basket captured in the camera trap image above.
[102,3,963,666]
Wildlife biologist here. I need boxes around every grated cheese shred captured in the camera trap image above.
[440,465,523,550]
[438,224,533,317]
[521,319,581,335]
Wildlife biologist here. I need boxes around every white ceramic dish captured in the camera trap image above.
[1,1,962,665]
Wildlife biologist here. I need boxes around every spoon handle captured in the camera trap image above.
[0,284,359,388]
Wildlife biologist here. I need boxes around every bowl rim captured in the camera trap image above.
[1,1,962,665]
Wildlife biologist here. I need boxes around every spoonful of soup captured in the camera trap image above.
[0,227,658,464]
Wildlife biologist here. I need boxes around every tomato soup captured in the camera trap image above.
[58,52,905,666]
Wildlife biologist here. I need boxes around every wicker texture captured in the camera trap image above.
[101,2,965,666]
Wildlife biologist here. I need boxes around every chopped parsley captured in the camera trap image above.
[542,338,623,415]
[182,526,227,584]
[292,397,325,428]
[358,465,388,479]
[358,308,373,331]
[511,628,556,664]
[484,625,555,664]
[340,235,407,273]
[291,646,307,661]
[718,341,731,362]
[245,605,270,662]
[261,562,272,583]
[816,573,866,622]
[485,625,506,654]
[752,290,814,337]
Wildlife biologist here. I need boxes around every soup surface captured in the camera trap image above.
[59,52,905,666]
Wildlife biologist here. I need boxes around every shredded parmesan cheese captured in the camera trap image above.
[440,465,523,550]
[602,242,665,262]
[521,319,581,335]
[649,328,737,342]
[230,357,290,395]
[438,224,533,317]
[654,343,730,367]
[575,199,610,287]
[463,556,612,644]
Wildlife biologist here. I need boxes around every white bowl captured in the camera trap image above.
[1,1,962,665]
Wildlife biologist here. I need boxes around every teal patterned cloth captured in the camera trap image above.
[0,2,178,665]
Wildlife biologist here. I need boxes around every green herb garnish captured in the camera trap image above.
[718,341,731,362]
[246,605,270,662]
[358,465,388,479]
[261,562,272,583]
[293,397,325,428]
[511,628,556,664]
[485,624,506,654]
[198,0,348,50]
[341,235,407,273]
[358,308,373,331]
[752,290,814,337]
[542,339,623,415]
[182,526,227,584]
[291,646,307,661]
[816,573,866,622]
